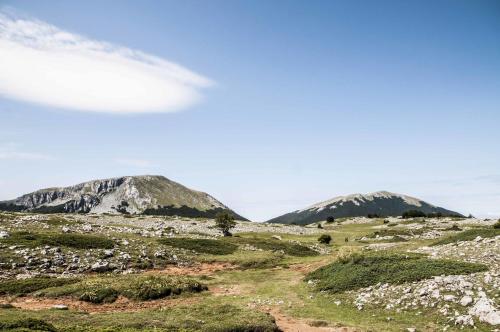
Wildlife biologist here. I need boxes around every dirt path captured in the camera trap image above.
[147,262,235,275]
[268,308,357,332]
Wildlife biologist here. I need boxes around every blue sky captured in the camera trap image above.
[0,0,499,220]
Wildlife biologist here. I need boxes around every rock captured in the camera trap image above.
[469,296,500,325]
[51,304,68,310]
[61,226,70,233]
[271,235,282,241]
[460,295,473,307]
[103,249,114,258]
[406,328,416,332]
[454,315,474,326]
[91,261,111,272]
[82,224,92,232]
[0,231,9,238]
[443,294,456,302]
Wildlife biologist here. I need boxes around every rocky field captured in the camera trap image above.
[0,211,499,331]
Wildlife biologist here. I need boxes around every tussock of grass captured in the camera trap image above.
[306,253,487,293]
[0,277,79,296]
[432,228,500,246]
[231,237,319,257]
[1,231,114,249]
[0,318,56,331]
[0,304,279,331]
[36,275,207,303]
[158,237,237,255]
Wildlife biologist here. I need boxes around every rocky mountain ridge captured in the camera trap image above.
[0,175,247,220]
[267,191,462,225]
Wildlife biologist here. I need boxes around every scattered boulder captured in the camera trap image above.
[51,304,68,310]
[460,295,473,307]
[91,261,111,272]
[468,294,500,325]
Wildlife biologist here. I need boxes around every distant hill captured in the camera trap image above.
[266,191,462,225]
[0,175,247,220]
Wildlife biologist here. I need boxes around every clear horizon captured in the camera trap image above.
[1,0,499,221]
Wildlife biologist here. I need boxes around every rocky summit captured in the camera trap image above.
[267,191,462,225]
[0,175,247,220]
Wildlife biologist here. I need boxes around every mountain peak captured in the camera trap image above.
[0,175,247,220]
[268,191,461,225]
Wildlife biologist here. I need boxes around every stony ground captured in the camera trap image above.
[0,212,499,331]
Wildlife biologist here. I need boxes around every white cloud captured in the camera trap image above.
[115,158,155,168]
[0,143,53,160]
[0,11,213,114]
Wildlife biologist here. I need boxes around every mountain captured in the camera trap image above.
[0,175,247,220]
[266,191,462,225]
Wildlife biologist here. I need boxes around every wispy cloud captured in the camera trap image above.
[0,143,53,160]
[115,158,155,168]
[0,10,213,114]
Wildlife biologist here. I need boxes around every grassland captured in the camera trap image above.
[432,227,500,245]
[0,213,498,331]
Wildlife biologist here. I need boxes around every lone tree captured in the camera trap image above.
[326,216,335,223]
[215,212,236,236]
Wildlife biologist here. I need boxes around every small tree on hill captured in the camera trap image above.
[215,212,236,236]
[326,216,335,223]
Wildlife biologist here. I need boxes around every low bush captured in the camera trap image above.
[37,275,207,303]
[494,220,500,229]
[0,277,79,296]
[432,228,500,246]
[0,318,56,331]
[0,231,114,249]
[318,234,331,244]
[158,237,238,255]
[402,210,427,218]
[305,253,487,293]
[78,281,120,303]
[233,237,319,257]
[123,275,207,301]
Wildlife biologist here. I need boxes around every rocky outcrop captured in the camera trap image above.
[0,175,247,220]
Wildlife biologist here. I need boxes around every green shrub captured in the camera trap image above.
[432,228,500,246]
[79,284,120,303]
[494,220,500,229]
[37,275,207,303]
[0,277,79,296]
[318,234,331,244]
[0,231,114,249]
[232,237,319,257]
[0,318,56,331]
[326,216,335,223]
[158,237,237,255]
[122,275,207,301]
[402,210,427,218]
[306,253,487,293]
